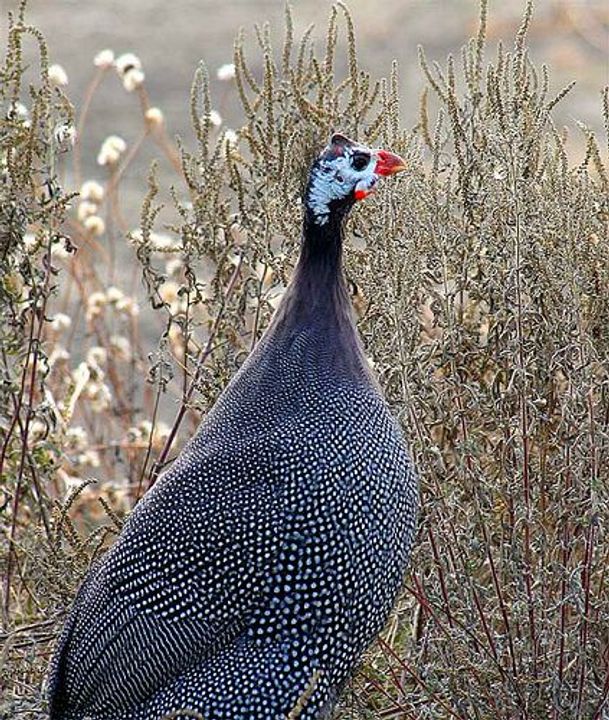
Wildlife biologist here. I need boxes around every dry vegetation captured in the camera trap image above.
[1,0,608,718]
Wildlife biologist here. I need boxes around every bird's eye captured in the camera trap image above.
[351,154,370,171]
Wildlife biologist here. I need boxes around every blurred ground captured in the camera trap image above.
[2,1,607,194]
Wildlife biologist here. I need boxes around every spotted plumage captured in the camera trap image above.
[48,134,418,720]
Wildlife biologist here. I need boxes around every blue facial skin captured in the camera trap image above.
[306,137,378,225]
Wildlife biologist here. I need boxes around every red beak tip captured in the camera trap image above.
[375,149,408,177]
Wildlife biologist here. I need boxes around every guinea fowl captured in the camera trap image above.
[48,133,418,720]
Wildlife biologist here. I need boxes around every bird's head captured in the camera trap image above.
[305,133,407,226]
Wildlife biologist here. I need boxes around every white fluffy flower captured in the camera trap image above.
[106,286,124,303]
[86,292,107,320]
[87,346,108,367]
[80,180,104,202]
[207,109,222,127]
[66,426,88,451]
[110,335,131,360]
[28,419,48,443]
[49,313,72,332]
[50,238,72,259]
[54,123,76,147]
[128,229,143,245]
[97,146,118,165]
[216,63,236,81]
[122,67,145,92]
[94,49,115,68]
[97,135,127,166]
[221,129,238,149]
[128,229,177,252]
[165,257,183,277]
[89,382,112,413]
[159,281,180,305]
[8,102,28,121]
[23,233,37,250]
[77,201,98,222]
[49,64,69,86]
[48,345,70,366]
[109,136,126,151]
[145,107,164,126]
[151,233,176,251]
[84,215,106,236]
[115,53,142,76]
[76,449,101,468]
[115,296,139,316]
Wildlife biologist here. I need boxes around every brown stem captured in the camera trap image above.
[377,636,467,720]
[576,520,596,718]
[509,145,538,681]
[3,237,54,621]
[73,67,108,188]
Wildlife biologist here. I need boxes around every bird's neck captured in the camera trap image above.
[232,206,373,402]
[295,209,347,299]
[276,208,351,328]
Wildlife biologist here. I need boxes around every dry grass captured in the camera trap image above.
[1,1,608,718]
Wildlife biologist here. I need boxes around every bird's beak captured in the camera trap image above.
[374,149,408,177]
